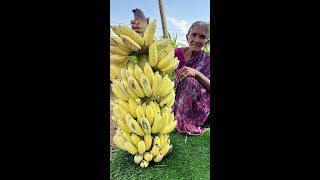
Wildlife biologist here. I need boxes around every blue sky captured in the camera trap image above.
[110,0,210,45]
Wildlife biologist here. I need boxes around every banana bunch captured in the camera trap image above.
[110,19,179,167]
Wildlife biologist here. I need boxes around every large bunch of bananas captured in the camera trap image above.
[110,19,179,168]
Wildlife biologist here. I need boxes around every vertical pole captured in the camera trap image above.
[158,0,168,38]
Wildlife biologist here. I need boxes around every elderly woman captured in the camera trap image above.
[131,20,211,136]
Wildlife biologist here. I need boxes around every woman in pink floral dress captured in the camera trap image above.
[131,20,211,136]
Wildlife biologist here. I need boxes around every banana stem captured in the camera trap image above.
[137,53,149,70]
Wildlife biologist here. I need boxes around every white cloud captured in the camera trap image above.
[166,17,190,34]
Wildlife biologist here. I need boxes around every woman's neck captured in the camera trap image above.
[183,47,200,62]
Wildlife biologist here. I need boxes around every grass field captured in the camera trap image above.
[110,128,210,179]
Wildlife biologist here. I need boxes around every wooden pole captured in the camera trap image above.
[158,0,168,38]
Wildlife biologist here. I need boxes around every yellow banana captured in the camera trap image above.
[134,154,143,164]
[110,46,131,56]
[156,51,175,69]
[145,104,154,126]
[111,26,122,36]
[166,94,175,108]
[167,112,175,124]
[115,79,131,97]
[143,19,157,47]
[126,67,135,79]
[117,119,132,133]
[113,134,126,150]
[156,38,170,50]
[130,133,141,147]
[127,75,145,98]
[163,134,169,146]
[155,102,161,114]
[142,102,147,115]
[151,112,162,134]
[128,118,145,136]
[133,64,143,85]
[143,152,153,162]
[111,115,117,123]
[138,140,146,155]
[144,62,154,87]
[127,60,135,71]
[153,136,161,147]
[119,34,141,51]
[159,143,172,157]
[159,90,175,107]
[158,74,170,97]
[160,58,180,73]
[151,71,161,98]
[110,54,128,64]
[124,141,139,155]
[118,25,144,46]
[158,134,165,148]
[144,134,152,151]
[118,99,130,112]
[128,98,138,118]
[139,72,152,97]
[114,103,128,118]
[110,35,132,52]
[123,78,139,99]
[159,120,177,134]
[113,106,124,120]
[116,127,122,136]
[140,160,149,168]
[150,144,160,157]
[120,130,134,143]
[159,110,169,132]
[148,41,158,67]
[110,63,121,81]
[153,153,164,163]
[136,105,145,124]
[141,115,152,135]
[158,43,174,61]
[160,80,174,100]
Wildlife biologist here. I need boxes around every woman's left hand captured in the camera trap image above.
[175,66,199,82]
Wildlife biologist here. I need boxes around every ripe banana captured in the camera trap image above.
[110,63,121,82]
[136,105,145,124]
[119,34,141,51]
[123,78,139,99]
[127,75,145,98]
[124,141,139,155]
[120,130,134,143]
[128,98,138,118]
[130,133,141,147]
[151,112,162,134]
[153,135,161,147]
[150,144,160,157]
[140,160,149,168]
[116,127,122,136]
[134,154,143,164]
[110,46,131,56]
[118,99,130,112]
[144,134,152,151]
[138,140,146,154]
[143,19,157,47]
[143,152,153,162]
[141,115,152,135]
[158,74,170,97]
[128,118,145,136]
[148,42,158,67]
[158,43,174,61]
[113,58,129,68]
[127,60,135,71]
[139,72,152,97]
[159,109,169,132]
[151,71,161,97]
[144,62,154,87]
[145,104,154,126]
[133,64,143,85]
[110,54,128,64]
[153,153,164,163]
[110,35,132,52]
[156,38,170,50]
[156,51,175,69]
[113,134,126,150]
[118,25,144,46]
[167,112,174,124]
[117,119,132,133]
[158,134,165,148]
[160,58,180,73]
[159,143,172,157]
[159,80,174,101]
[159,90,175,107]
[159,120,177,134]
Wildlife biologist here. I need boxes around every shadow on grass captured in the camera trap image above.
[110,129,210,179]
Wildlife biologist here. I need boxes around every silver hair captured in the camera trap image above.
[187,21,210,39]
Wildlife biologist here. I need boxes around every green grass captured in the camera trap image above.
[110,129,210,179]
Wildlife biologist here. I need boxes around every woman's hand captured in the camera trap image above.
[175,66,199,82]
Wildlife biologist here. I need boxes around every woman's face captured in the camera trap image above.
[186,25,208,52]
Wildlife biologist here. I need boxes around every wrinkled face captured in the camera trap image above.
[186,25,208,52]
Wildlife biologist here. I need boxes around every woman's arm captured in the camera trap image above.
[175,66,210,92]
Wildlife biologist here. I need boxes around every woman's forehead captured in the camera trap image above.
[190,25,207,34]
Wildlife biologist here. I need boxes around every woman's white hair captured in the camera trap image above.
[187,21,210,39]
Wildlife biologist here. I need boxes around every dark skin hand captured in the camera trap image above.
[175,66,210,92]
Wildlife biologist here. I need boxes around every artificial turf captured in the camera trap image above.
[110,128,210,179]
